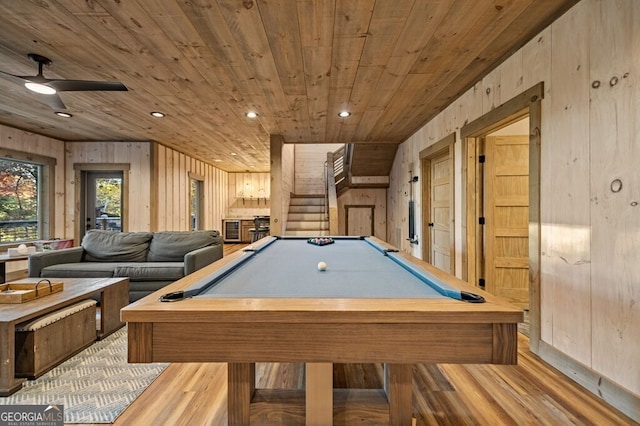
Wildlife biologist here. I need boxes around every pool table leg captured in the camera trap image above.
[228,362,255,426]
[305,362,333,425]
[384,363,413,426]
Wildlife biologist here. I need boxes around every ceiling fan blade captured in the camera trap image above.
[2,54,127,109]
[0,70,64,109]
[47,80,128,92]
[41,93,67,110]
[0,69,29,86]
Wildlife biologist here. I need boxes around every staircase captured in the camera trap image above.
[285,194,329,236]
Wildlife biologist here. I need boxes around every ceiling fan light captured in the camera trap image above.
[25,82,56,95]
[55,111,73,118]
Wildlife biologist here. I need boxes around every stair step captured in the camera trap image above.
[287,221,328,230]
[287,193,327,234]
[288,212,326,221]
[291,193,324,198]
[289,205,325,214]
[285,229,331,237]
[289,197,325,206]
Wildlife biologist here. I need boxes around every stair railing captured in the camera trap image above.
[323,160,328,220]
[325,151,339,235]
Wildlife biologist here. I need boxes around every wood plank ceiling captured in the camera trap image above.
[0,0,578,172]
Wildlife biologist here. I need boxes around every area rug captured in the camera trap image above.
[0,326,168,423]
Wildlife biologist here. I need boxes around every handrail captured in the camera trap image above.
[331,143,352,193]
[343,143,353,178]
[323,160,328,220]
[326,151,339,235]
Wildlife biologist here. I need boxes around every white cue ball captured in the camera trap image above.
[317,261,327,271]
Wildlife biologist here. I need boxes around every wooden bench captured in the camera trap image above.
[14,299,97,378]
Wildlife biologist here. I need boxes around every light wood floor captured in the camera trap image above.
[88,244,636,425]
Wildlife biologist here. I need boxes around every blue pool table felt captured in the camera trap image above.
[194,237,454,299]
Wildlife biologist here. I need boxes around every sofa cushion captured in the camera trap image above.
[147,230,220,262]
[40,262,118,278]
[82,230,153,262]
[114,262,185,281]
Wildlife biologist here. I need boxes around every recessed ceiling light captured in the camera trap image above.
[25,82,56,95]
[338,111,351,118]
[54,111,73,118]
[230,152,238,156]
[246,111,258,118]
[150,111,165,118]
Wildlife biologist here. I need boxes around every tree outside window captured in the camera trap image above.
[0,158,40,242]
[96,178,122,218]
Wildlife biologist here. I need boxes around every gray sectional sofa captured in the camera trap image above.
[28,229,223,302]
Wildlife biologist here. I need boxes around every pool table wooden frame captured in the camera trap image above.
[122,237,523,425]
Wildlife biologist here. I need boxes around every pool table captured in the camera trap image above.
[122,236,523,425]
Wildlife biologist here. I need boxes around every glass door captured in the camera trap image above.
[81,171,123,240]
[190,177,204,230]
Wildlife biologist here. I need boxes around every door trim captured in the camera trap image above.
[189,172,205,231]
[420,133,455,272]
[344,205,375,236]
[460,82,543,350]
[73,163,130,241]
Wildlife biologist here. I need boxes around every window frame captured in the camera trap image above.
[73,163,130,240]
[189,172,205,231]
[0,148,56,246]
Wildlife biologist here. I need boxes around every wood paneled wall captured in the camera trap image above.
[0,124,66,276]
[387,0,640,417]
[269,135,292,236]
[64,142,227,233]
[294,144,342,195]
[271,140,345,236]
[152,143,227,232]
[279,143,295,234]
[227,173,270,217]
[65,142,152,233]
[0,124,66,235]
[270,142,387,239]
[337,188,386,239]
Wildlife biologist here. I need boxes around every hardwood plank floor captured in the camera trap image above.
[107,334,636,426]
[87,244,637,425]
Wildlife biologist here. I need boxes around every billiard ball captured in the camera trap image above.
[317,261,327,271]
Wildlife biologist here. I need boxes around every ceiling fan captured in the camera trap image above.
[0,53,128,110]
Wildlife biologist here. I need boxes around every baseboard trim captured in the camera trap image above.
[534,339,640,422]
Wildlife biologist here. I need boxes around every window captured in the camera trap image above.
[189,174,204,231]
[0,150,55,243]
[74,163,128,239]
[90,172,123,232]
